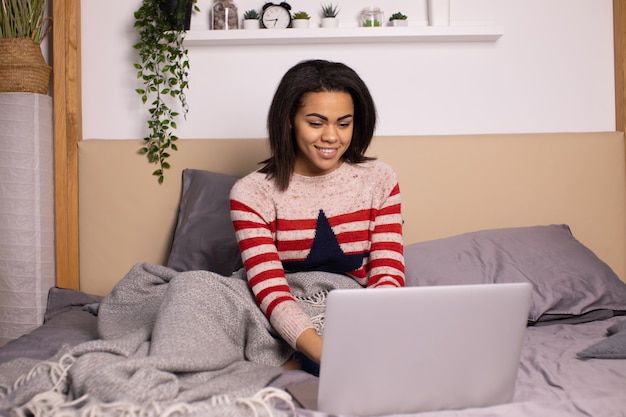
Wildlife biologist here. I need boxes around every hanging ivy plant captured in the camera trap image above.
[132,0,197,183]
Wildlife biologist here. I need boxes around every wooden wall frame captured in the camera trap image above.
[616,0,626,132]
[53,0,81,290]
[51,2,626,291]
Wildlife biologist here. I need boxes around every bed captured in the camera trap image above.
[1,132,626,417]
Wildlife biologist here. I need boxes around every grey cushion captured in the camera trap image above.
[167,169,243,276]
[404,224,626,324]
[577,319,626,359]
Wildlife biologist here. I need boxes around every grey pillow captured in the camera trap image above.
[0,287,102,364]
[577,319,626,359]
[167,169,243,276]
[404,224,626,324]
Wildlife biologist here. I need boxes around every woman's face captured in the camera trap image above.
[292,91,354,177]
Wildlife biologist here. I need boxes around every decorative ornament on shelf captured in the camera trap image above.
[428,0,450,26]
[242,9,260,29]
[0,0,52,95]
[212,0,239,30]
[389,12,408,27]
[291,11,310,29]
[360,7,383,28]
[320,2,340,28]
[261,2,292,29]
[133,0,198,184]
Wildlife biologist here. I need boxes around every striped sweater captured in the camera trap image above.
[229,160,405,348]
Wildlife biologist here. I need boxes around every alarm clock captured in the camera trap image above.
[261,2,292,29]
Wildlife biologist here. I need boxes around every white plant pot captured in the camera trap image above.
[321,17,339,28]
[242,19,260,29]
[291,19,310,29]
[428,0,450,26]
[390,19,408,27]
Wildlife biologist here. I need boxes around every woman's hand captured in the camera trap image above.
[295,327,323,364]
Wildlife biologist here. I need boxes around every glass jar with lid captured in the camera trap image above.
[212,0,239,30]
[360,7,383,27]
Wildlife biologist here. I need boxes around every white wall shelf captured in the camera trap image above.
[184,25,504,46]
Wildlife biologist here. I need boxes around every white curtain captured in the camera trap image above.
[0,93,55,347]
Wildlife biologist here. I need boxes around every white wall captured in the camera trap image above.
[81,0,615,140]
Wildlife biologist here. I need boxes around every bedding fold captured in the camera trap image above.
[0,263,360,417]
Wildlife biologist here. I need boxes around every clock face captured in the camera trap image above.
[262,4,292,29]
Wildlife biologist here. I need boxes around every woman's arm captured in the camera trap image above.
[366,180,405,288]
[230,184,315,349]
[296,327,323,364]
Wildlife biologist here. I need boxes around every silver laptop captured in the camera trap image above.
[286,282,532,416]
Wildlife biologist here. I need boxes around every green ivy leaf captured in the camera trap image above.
[134,0,195,184]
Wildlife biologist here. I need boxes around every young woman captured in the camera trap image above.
[229,59,405,371]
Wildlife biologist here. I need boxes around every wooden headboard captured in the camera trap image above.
[78,132,626,296]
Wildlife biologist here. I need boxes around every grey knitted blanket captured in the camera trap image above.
[0,263,361,417]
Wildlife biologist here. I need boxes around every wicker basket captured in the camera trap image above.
[0,38,52,95]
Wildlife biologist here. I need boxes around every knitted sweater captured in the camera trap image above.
[229,160,405,348]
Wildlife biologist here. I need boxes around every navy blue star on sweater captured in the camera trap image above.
[283,210,366,274]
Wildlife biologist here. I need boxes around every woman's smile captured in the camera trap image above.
[316,146,339,158]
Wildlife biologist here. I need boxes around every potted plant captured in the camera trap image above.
[161,0,195,30]
[133,0,198,183]
[360,6,382,28]
[320,3,339,28]
[291,11,310,29]
[389,12,408,27]
[242,9,260,29]
[0,0,52,95]
[362,18,381,27]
